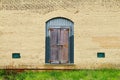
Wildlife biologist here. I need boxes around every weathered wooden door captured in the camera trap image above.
[49,28,69,64]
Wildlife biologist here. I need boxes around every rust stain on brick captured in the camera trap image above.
[4,32,14,35]
[92,36,120,48]
[0,31,3,36]
[0,31,15,38]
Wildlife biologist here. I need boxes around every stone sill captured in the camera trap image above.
[44,63,75,66]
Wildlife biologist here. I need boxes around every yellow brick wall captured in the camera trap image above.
[0,0,120,69]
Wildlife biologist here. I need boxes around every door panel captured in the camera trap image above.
[50,29,59,63]
[62,29,69,63]
[49,28,69,64]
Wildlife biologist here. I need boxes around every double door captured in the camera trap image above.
[49,28,69,64]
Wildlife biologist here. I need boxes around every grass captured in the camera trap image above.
[0,69,120,80]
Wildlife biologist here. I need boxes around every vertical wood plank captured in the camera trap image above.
[50,29,58,63]
[59,28,69,63]
[63,29,69,63]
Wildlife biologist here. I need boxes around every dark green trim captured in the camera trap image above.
[70,35,74,63]
[12,53,21,59]
[45,37,50,63]
[97,52,105,58]
[45,17,74,64]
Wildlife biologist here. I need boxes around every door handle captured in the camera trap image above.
[57,44,64,46]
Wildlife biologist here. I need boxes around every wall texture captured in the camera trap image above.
[0,0,120,69]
